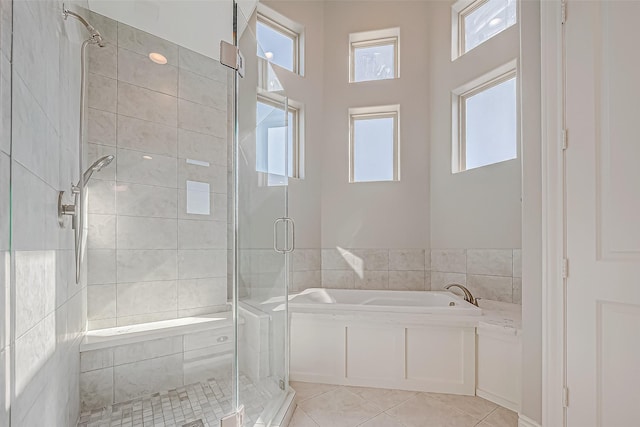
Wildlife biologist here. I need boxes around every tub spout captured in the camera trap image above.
[445,283,478,307]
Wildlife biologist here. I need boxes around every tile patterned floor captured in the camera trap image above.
[289,382,519,427]
[77,374,276,427]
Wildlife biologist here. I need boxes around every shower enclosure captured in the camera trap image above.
[3,0,294,426]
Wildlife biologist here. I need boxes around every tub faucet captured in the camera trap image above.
[445,284,479,307]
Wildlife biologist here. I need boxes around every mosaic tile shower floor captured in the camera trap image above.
[78,374,276,427]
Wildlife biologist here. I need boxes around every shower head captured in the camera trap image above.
[83,155,114,183]
[62,7,106,47]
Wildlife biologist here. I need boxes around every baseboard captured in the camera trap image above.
[476,389,519,412]
[518,414,542,427]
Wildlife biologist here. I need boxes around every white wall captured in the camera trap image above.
[321,1,431,250]
[264,0,324,251]
[429,1,521,250]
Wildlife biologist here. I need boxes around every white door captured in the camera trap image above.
[565,1,640,426]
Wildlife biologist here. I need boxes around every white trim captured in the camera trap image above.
[349,27,400,44]
[256,4,305,76]
[451,0,518,60]
[349,28,400,83]
[452,59,518,96]
[518,413,542,427]
[451,59,518,173]
[476,389,519,413]
[348,105,401,183]
[451,0,476,60]
[540,0,565,426]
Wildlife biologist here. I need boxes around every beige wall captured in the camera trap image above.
[321,1,431,250]
[429,1,522,251]
[520,0,542,423]
[264,0,324,250]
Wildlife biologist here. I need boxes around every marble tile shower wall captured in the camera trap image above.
[0,0,11,425]
[3,0,92,425]
[79,327,234,411]
[85,15,231,329]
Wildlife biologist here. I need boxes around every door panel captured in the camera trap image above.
[565,2,640,426]
[233,2,291,425]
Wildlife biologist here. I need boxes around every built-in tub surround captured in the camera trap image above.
[85,13,231,329]
[290,288,481,395]
[290,288,522,409]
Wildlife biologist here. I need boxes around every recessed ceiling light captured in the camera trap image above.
[148,52,167,65]
[265,51,274,60]
[142,155,153,160]
[489,17,503,27]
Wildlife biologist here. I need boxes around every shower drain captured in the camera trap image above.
[182,420,205,427]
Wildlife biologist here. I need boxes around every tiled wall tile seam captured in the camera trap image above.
[86,19,229,327]
[89,48,227,113]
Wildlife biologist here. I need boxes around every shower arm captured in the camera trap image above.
[62,6,105,47]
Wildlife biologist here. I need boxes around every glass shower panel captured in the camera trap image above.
[233,3,291,425]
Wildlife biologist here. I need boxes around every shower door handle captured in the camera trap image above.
[284,217,295,253]
[273,217,295,254]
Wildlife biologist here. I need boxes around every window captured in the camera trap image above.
[349,28,399,83]
[256,95,301,186]
[452,63,517,172]
[452,0,516,59]
[256,13,300,74]
[349,105,400,182]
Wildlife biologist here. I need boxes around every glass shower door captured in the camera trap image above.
[231,2,292,425]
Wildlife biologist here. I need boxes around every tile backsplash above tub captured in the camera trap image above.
[320,248,429,292]
[430,248,521,304]
[294,248,522,304]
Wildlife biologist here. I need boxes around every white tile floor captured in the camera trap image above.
[77,374,275,427]
[289,382,518,427]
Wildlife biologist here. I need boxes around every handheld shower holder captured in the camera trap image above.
[58,189,78,228]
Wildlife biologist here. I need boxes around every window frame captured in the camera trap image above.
[349,105,400,183]
[452,62,518,173]
[451,0,517,60]
[350,37,399,83]
[257,12,301,75]
[349,28,400,83]
[256,93,302,184]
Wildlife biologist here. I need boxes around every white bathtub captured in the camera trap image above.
[289,288,481,395]
[289,288,482,316]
